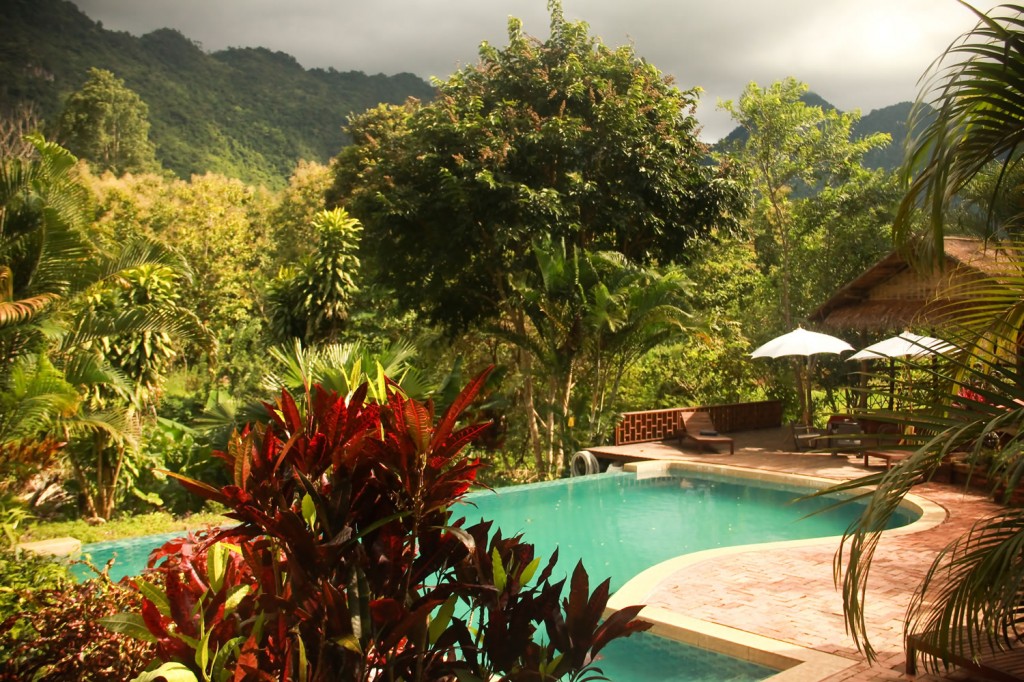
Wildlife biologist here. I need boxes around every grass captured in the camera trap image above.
[19,509,233,545]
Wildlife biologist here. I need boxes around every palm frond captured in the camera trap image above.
[908,510,1024,672]
[0,353,77,444]
[59,304,213,352]
[897,3,1024,252]
[0,292,60,329]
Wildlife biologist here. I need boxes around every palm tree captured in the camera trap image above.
[581,251,692,445]
[0,135,212,518]
[498,240,692,474]
[832,3,1024,669]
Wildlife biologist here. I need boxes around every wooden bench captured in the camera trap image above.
[907,631,1024,681]
[863,450,910,469]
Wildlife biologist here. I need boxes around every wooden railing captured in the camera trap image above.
[613,400,783,445]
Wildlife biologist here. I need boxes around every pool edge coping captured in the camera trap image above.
[603,459,947,682]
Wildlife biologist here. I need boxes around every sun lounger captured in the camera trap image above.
[906,631,1024,682]
[678,411,734,455]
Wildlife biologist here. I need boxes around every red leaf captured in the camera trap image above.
[161,470,228,504]
[403,399,432,453]
[430,367,493,451]
[141,598,167,637]
[370,598,404,627]
[277,388,303,433]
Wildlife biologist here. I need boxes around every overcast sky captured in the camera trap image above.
[71,0,1003,141]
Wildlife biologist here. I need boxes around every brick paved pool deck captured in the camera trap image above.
[588,427,1003,682]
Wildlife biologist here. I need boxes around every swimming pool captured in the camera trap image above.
[76,467,918,681]
[461,470,914,593]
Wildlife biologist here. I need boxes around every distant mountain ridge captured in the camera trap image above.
[2,0,917,185]
[0,0,436,186]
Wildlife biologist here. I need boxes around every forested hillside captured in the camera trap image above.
[855,101,918,170]
[0,0,436,186]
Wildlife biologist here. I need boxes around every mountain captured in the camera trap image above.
[854,101,921,172]
[714,95,926,174]
[0,0,436,186]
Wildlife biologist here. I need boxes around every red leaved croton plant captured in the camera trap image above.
[105,369,649,681]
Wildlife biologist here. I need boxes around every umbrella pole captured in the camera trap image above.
[888,358,895,411]
[805,356,815,426]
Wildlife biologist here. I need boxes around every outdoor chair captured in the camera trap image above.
[825,416,862,456]
[678,411,734,455]
[791,422,824,451]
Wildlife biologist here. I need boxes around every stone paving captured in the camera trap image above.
[589,428,1005,681]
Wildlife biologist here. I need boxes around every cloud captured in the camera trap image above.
[72,0,1004,140]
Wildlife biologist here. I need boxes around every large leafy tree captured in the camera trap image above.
[329,0,742,335]
[56,68,158,176]
[719,78,892,329]
[830,3,1024,670]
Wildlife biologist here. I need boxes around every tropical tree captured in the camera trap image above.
[60,259,211,519]
[718,78,894,423]
[330,1,739,474]
[498,241,692,474]
[719,78,892,327]
[56,68,158,176]
[330,0,742,336]
[830,3,1024,670]
[267,208,362,345]
[0,136,211,518]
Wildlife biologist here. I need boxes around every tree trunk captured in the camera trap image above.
[102,443,127,520]
[545,380,557,475]
[513,309,545,474]
[558,363,575,474]
[70,457,98,519]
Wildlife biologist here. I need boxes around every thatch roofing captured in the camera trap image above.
[808,236,1012,332]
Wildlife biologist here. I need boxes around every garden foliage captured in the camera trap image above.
[0,564,153,681]
[109,369,648,680]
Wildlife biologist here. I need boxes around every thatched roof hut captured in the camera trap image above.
[808,236,1011,332]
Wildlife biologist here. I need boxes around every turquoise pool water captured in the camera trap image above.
[461,471,914,592]
[75,470,917,681]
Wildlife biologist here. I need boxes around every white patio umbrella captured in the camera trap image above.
[751,327,854,425]
[751,327,855,359]
[848,332,957,410]
[848,332,956,361]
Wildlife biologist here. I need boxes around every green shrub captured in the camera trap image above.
[0,548,70,624]
[0,571,153,680]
